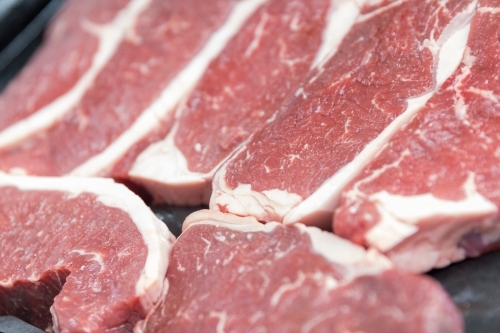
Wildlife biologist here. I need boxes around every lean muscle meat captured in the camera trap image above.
[129,0,357,206]
[211,0,477,228]
[0,174,174,332]
[0,0,262,177]
[334,0,500,273]
[0,0,132,131]
[144,210,463,333]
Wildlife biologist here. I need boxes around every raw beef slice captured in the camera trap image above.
[0,0,260,177]
[334,0,500,273]
[144,210,463,333]
[0,0,133,131]
[129,0,358,206]
[211,0,477,228]
[0,174,175,332]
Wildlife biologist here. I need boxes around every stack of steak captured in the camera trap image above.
[1,0,500,331]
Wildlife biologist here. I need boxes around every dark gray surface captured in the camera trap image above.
[429,252,500,333]
[151,205,207,238]
[0,0,64,90]
[0,316,44,333]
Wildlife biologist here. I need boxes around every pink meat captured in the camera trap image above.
[0,0,129,130]
[0,0,236,176]
[144,210,463,333]
[0,175,173,332]
[334,0,500,273]
[175,0,330,173]
[212,0,475,226]
[128,0,334,206]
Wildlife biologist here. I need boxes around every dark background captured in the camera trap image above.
[0,1,498,332]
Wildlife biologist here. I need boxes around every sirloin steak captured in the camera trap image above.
[129,0,356,206]
[0,174,174,332]
[144,210,463,333]
[334,0,500,273]
[211,0,477,228]
[0,0,133,131]
[0,0,252,177]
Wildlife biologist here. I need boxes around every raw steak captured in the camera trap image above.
[0,0,133,131]
[129,0,359,205]
[211,0,477,228]
[144,210,463,333]
[334,0,500,273]
[0,174,175,332]
[0,0,149,147]
[0,0,265,177]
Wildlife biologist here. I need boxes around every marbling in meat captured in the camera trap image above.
[211,0,477,228]
[144,210,463,333]
[0,174,174,332]
[334,0,500,273]
[0,0,245,177]
[129,0,352,206]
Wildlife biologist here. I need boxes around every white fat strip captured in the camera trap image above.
[209,311,228,333]
[244,12,269,58]
[127,123,208,184]
[467,87,499,103]
[299,224,392,282]
[434,1,476,86]
[69,249,105,273]
[299,224,374,266]
[0,0,152,149]
[300,309,343,333]
[210,0,366,217]
[365,173,498,252]
[453,46,476,120]
[478,6,500,14]
[0,173,174,310]
[211,168,303,222]
[312,271,338,290]
[0,278,13,287]
[284,4,475,225]
[27,272,39,282]
[71,0,268,177]
[184,209,392,280]
[344,149,410,205]
[183,209,280,233]
[311,0,364,69]
[270,272,306,307]
[355,0,402,23]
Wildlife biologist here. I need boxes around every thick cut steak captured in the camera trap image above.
[0,0,262,177]
[211,0,476,228]
[334,0,500,273]
[129,0,355,206]
[0,0,131,131]
[144,210,462,333]
[0,174,174,332]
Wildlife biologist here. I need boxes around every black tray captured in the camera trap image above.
[0,1,498,332]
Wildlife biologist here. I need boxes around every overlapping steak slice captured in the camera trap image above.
[334,0,500,273]
[0,0,255,177]
[0,0,134,131]
[129,0,358,205]
[0,174,174,332]
[144,210,462,333]
[211,0,477,228]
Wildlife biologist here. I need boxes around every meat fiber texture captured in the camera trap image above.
[144,210,463,333]
[0,174,175,333]
[334,0,500,273]
[212,0,478,229]
[129,0,349,206]
[0,0,245,177]
[0,0,131,131]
